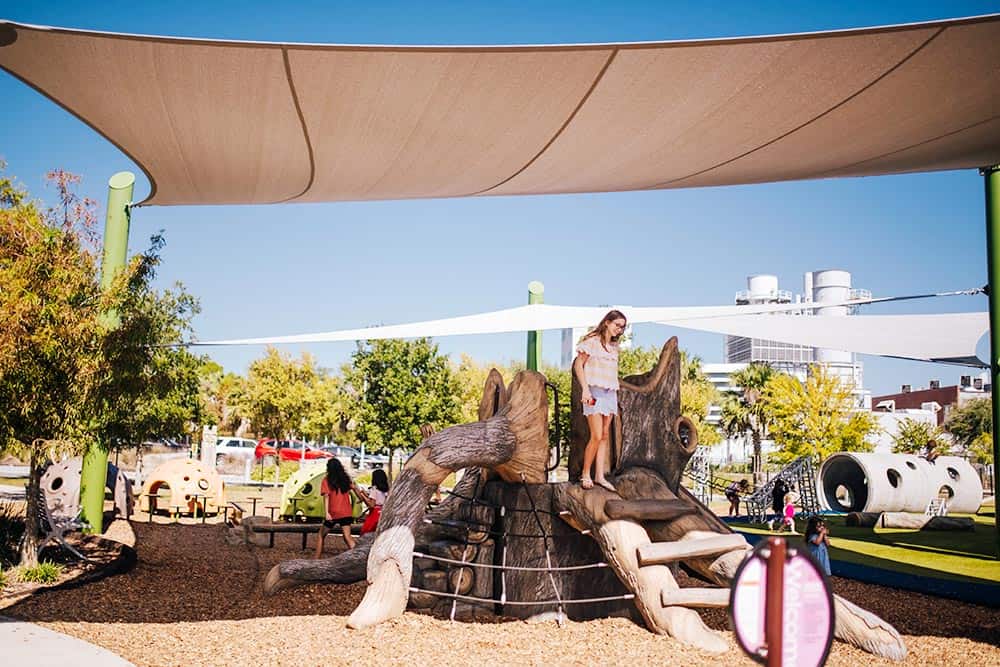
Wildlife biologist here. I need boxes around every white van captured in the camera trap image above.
[214,437,258,463]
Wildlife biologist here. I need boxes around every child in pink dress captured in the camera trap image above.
[782,492,798,533]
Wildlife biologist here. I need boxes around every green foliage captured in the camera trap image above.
[891,418,942,455]
[15,560,63,584]
[453,354,513,424]
[0,501,25,568]
[764,365,877,464]
[945,398,992,464]
[618,345,661,377]
[0,168,202,455]
[243,348,348,442]
[0,167,203,565]
[249,460,300,483]
[540,363,572,453]
[198,359,248,435]
[301,375,349,443]
[343,338,462,454]
[720,362,776,480]
[678,351,721,446]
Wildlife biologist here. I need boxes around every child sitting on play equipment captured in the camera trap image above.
[316,458,361,557]
[359,468,390,535]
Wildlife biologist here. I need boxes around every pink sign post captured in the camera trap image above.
[731,537,834,667]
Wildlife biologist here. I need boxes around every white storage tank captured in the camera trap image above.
[818,453,982,514]
[747,274,780,301]
[811,269,852,364]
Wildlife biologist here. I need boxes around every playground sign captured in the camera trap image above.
[731,537,834,667]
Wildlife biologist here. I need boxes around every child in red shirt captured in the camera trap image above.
[316,458,360,558]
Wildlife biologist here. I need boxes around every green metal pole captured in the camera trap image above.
[526,281,544,371]
[80,171,135,533]
[982,164,1000,558]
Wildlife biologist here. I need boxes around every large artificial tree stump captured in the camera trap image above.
[264,338,906,660]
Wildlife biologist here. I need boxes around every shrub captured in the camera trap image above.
[249,460,299,483]
[0,500,25,568]
[16,560,63,584]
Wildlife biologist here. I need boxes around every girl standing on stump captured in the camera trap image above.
[573,309,628,493]
[316,457,360,557]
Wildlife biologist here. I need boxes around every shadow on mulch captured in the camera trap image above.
[2,521,998,648]
[1,532,136,608]
[4,522,366,625]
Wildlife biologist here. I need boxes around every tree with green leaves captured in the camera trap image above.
[198,359,249,436]
[0,168,201,564]
[945,398,992,465]
[453,354,513,424]
[890,417,942,455]
[720,361,776,484]
[343,338,461,474]
[677,351,721,447]
[244,348,318,440]
[764,365,877,464]
[618,344,661,376]
[300,374,349,443]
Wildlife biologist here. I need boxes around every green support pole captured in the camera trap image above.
[80,171,135,533]
[526,281,544,371]
[983,164,1000,558]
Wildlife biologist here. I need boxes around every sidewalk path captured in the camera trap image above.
[0,617,136,666]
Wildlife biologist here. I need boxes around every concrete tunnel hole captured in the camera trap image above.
[822,456,869,512]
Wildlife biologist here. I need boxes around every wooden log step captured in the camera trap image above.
[448,567,474,595]
[247,521,320,533]
[637,534,747,566]
[425,540,478,562]
[661,587,730,608]
[604,499,696,521]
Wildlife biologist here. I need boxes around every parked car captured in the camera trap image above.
[351,449,390,470]
[320,445,361,471]
[255,439,333,461]
[213,437,258,464]
[141,438,186,450]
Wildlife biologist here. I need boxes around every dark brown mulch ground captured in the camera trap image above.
[1,520,135,606]
[2,522,998,667]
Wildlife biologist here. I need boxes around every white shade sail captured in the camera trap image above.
[1,14,998,206]
[191,299,988,367]
[668,312,988,366]
[193,300,849,345]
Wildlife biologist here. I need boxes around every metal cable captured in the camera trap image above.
[445,488,562,516]
[409,587,634,606]
[414,551,608,572]
[422,516,564,539]
[520,472,565,623]
[450,471,482,622]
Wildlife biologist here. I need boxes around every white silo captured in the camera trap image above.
[748,274,779,302]
[811,269,853,364]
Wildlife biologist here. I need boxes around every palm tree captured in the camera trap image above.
[720,362,775,486]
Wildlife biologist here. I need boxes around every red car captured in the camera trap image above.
[254,439,333,461]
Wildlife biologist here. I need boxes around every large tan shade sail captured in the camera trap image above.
[1,15,998,205]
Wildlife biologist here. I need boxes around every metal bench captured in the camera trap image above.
[25,485,91,562]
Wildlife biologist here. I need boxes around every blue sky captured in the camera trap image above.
[2,1,998,395]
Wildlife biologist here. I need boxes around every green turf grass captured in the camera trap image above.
[731,511,1000,584]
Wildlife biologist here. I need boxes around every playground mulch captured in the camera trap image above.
[2,521,998,666]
